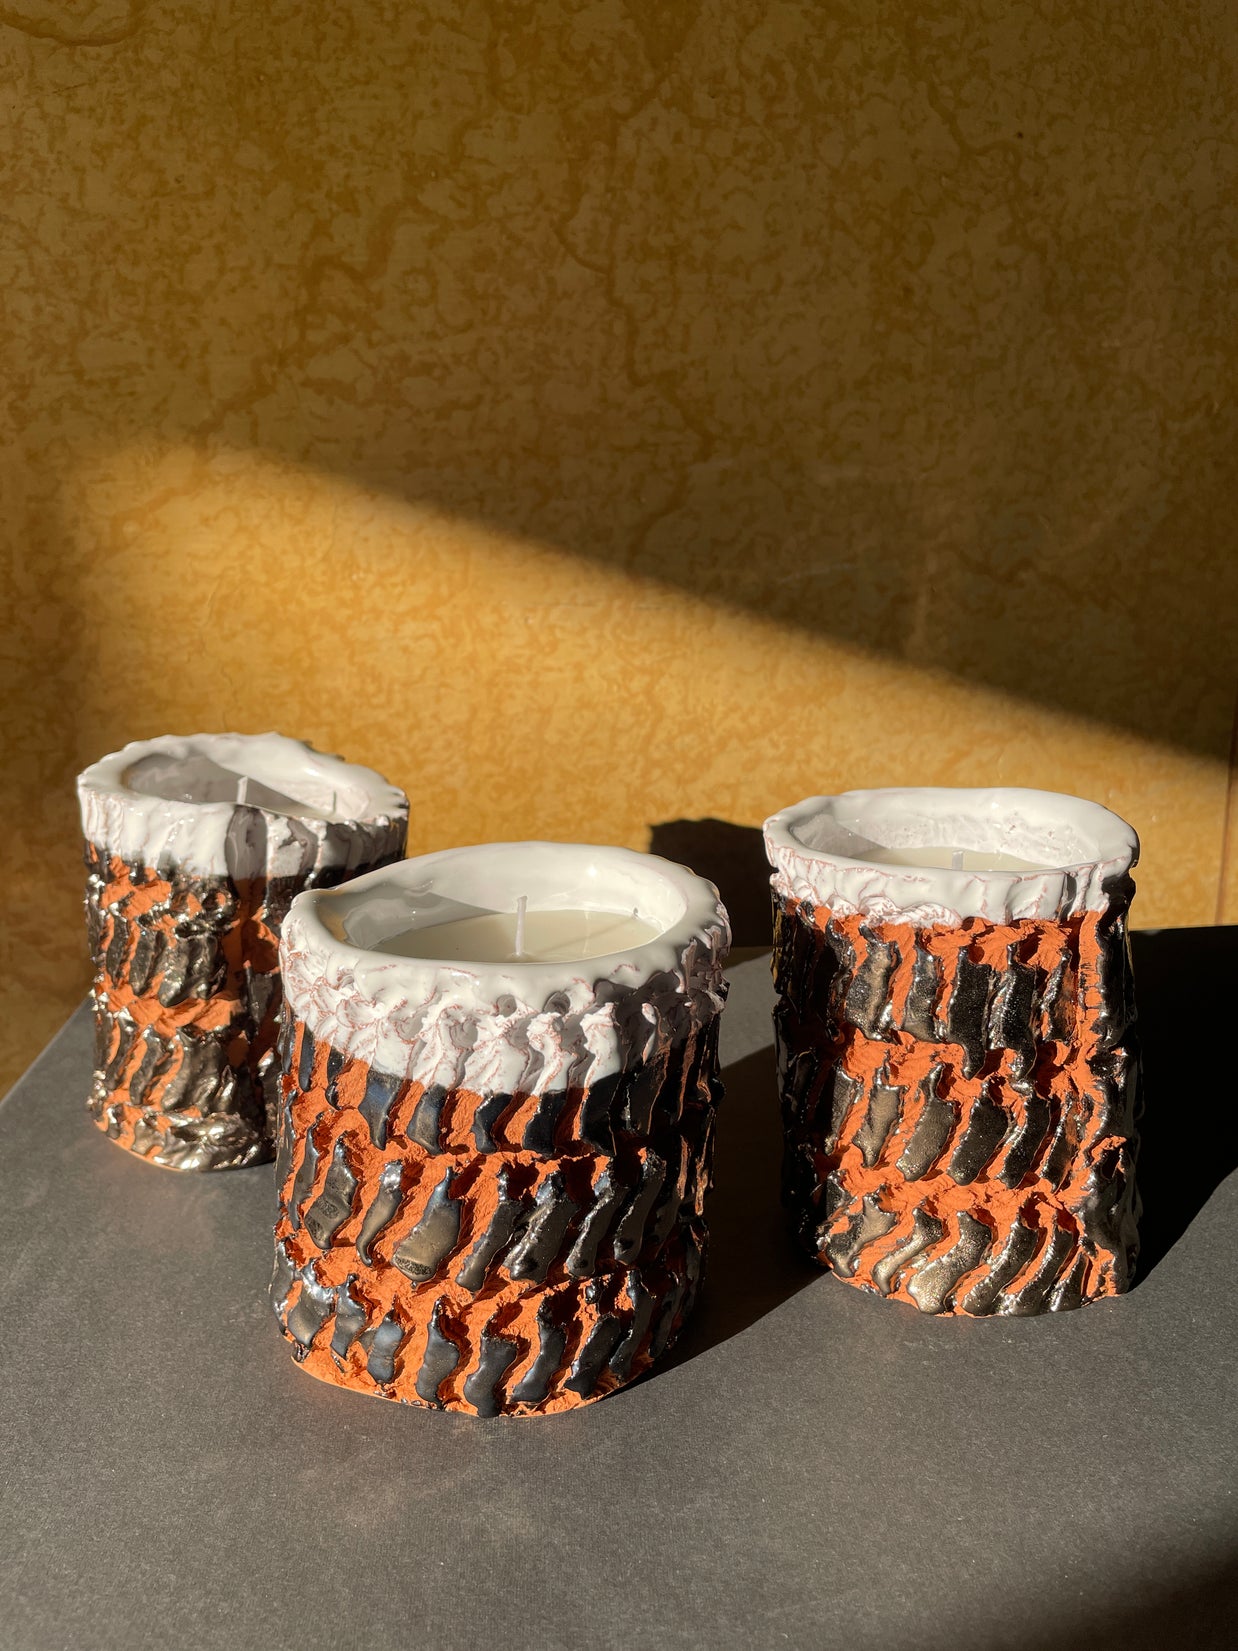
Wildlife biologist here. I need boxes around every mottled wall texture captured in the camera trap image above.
[2,0,1237,1093]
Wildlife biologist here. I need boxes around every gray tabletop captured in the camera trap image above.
[2,935,1235,1651]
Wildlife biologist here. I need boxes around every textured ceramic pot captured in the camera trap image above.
[77,733,408,1171]
[270,843,730,1415]
[764,788,1141,1316]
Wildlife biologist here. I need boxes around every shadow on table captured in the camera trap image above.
[1004,1544,1238,1651]
[1130,924,1238,1283]
[636,817,817,1371]
[661,1054,817,1371]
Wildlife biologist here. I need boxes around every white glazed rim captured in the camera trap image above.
[762,787,1138,926]
[280,843,731,1085]
[763,787,1138,878]
[287,841,727,977]
[77,731,406,825]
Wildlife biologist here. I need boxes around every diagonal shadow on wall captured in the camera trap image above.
[4,1,1238,759]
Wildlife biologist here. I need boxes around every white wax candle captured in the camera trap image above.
[78,732,408,880]
[281,842,730,1090]
[859,846,1051,872]
[377,907,661,964]
[124,751,332,820]
[764,787,1139,925]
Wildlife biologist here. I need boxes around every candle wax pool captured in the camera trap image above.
[123,753,331,820]
[860,846,1052,872]
[375,908,662,965]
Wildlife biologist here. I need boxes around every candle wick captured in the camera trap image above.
[514,895,527,959]
[951,849,964,871]
[237,775,250,805]
[330,789,337,816]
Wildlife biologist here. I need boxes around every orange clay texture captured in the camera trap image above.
[84,839,401,1171]
[772,888,1141,1316]
[271,1012,724,1417]
[85,846,281,1169]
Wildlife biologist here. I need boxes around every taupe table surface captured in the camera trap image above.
[2,934,1235,1651]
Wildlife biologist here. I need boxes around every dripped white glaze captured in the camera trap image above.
[280,843,731,1088]
[77,732,408,879]
[763,787,1139,926]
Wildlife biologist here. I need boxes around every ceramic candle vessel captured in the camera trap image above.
[271,843,730,1416]
[77,733,408,1171]
[763,788,1142,1316]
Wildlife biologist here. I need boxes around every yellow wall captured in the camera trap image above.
[3,1,1237,1092]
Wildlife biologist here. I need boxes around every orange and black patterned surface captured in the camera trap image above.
[271,1011,724,1415]
[772,885,1141,1314]
[84,841,401,1171]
